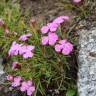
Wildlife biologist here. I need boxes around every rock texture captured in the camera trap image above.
[0,56,5,84]
[78,28,96,96]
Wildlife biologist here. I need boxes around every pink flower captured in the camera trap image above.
[8,41,35,59]
[19,45,35,59]
[41,33,58,46]
[20,80,35,96]
[27,86,35,96]
[55,39,73,55]
[73,0,81,3]
[19,45,35,54]
[11,76,22,87]
[6,75,13,81]
[41,26,49,34]
[19,33,32,41]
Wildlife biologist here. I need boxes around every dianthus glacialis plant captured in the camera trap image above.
[41,16,73,55]
[4,15,76,96]
[0,0,81,95]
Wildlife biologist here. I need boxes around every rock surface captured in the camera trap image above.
[78,28,96,96]
[0,56,5,84]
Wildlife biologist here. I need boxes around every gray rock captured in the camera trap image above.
[0,56,4,75]
[0,56,5,84]
[78,28,96,96]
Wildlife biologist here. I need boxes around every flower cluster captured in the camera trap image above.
[41,16,73,55]
[7,32,35,95]
[7,75,35,96]
[41,16,69,34]
[8,41,35,59]
[41,16,69,46]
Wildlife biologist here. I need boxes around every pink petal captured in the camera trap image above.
[19,35,27,41]
[53,17,64,24]
[11,76,22,87]
[65,42,73,51]
[47,23,58,32]
[59,39,67,45]
[20,86,27,92]
[55,44,62,52]
[27,90,32,96]
[62,16,69,20]
[6,75,13,81]
[73,0,81,3]
[48,32,58,46]
[26,45,35,51]
[23,52,33,59]
[12,62,18,69]
[27,86,35,96]
[26,33,32,37]
[11,81,20,87]
[62,42,73,55]
[27,80,32,86]
[53,16,69,24]
[41,36,49,45]
[19,45,27,55]
[20,81,28,92]
[41,26,49,34]
[62,47,71,55]
[14,76,22,82]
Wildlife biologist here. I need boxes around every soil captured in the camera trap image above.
[19,0,76,22]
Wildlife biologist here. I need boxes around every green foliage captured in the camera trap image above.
[66,85,76,96]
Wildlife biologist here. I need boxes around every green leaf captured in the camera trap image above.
[66,88,76,96]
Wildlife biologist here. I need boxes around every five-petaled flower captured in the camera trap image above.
[41,32,58,46]
[20,80,35,96]
[55,39,73,55]
[11,76,22,87]
[8,41,35,59]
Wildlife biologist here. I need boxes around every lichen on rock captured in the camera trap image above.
[78,28,96,96]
